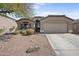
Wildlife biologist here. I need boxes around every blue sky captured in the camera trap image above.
[33,3,79,19]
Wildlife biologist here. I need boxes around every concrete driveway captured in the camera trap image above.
[46,34,79,56]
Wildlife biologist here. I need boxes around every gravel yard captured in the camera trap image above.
[0,34,56,56]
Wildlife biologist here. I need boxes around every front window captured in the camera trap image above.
[20,22,31,30]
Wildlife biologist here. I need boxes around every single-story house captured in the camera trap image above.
[72,20,79,34]
[37,15,73,33]
[16,18,34,30]
[17,15,74,33]
[0,14,17,35]
[0,14,76,34]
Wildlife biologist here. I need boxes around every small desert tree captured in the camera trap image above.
[0,3,34,19]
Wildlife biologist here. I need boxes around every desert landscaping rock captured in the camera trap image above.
[26,46,40,53]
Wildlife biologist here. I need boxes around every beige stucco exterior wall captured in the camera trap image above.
[72,22,79,34]
[40,16,73,33]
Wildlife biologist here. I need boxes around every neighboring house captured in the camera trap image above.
[72,20,79,34]
[39,15,74,33]
[16,18,34,30]
[0,14,17,35]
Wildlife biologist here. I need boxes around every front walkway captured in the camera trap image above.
[46,34,79,56]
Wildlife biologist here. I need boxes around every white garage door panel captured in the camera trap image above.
[44,23,67,33]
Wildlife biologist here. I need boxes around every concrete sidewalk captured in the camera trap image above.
[46,34,79,56]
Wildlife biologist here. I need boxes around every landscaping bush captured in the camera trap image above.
[20,30,23,35]
[26,28,34,35]
[19,29,34,36]
[20,30,27,36]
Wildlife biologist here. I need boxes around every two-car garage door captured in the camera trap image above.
[44,23,67,33]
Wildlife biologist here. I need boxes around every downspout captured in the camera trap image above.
[67,22,69,33]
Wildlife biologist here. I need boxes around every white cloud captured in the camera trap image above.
[33,3,46,10]
[34,3,46,6]
[33,5,40,10]
[66,12,79,19]
[34,11,79,19]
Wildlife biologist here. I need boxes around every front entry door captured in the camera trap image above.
[35,20,40,32]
